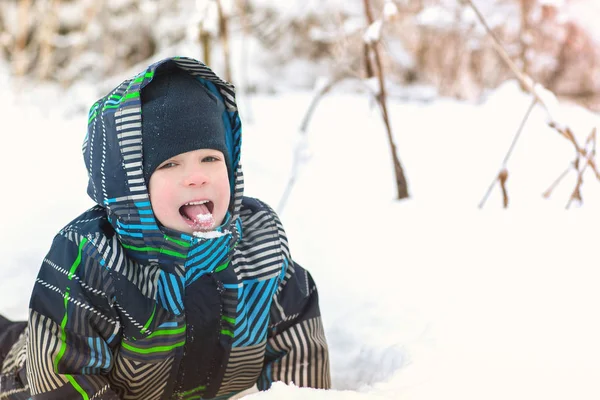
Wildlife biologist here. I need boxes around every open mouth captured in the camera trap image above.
[179,200,215,230]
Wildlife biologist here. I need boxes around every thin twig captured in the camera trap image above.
[277,76,347,214]
[235,0,254,122]
[61,0,100,86]
[518,0,531,81]
[363,0,409,200]
[461,0,536,97]
[478,97,537,208]
[277,71,387,214]
[13,0,33,77]
[299,76,347,133]
[216,0,232,83]
[499,169,509,208]
[543,166,570,199]
[464,0,600,207]
[566,128,597,209]
[37,0,61,80]
[550,123,600,180]
[566,155,587,209]
[502,97,537,166]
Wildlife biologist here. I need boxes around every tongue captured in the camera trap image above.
[182,204,215,230]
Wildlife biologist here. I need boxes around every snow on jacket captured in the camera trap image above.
[0,57,330,400]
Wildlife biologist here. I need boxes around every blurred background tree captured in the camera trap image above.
[0,0,598,108]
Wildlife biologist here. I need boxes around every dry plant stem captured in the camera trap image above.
[37,0,61,80]
[499,169,509,208]
[478,97,537,209]
[235,0,253,121]
[200,32,212,67]
[551,124,600,180]
[299,77,346,133]
[502,97,537,166]
[566,128,597,209]
[277,76,347,214]
[462,0,559,118]
[62,1,100,86]
[278,73,382,214]
[363,43,374,78]
[518,0,531,86]
[13,0,32,77]
[543,166,570,198]
[363,0,409,200]
[462,0,535,95]
[465,0,600,206]
[566,160,586,209]
[566,154,587,209]
[216,0,232,83]
[545,128,597,200]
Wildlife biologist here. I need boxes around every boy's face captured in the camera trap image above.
[148,149,230,234]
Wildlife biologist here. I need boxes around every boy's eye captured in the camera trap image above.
[202,156,220,162]
[159,162,177,169]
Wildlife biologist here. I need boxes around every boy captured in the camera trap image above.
[0,57,330,399]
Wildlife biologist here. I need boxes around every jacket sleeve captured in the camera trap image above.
[26,233,122,400]
[256,260,331,390]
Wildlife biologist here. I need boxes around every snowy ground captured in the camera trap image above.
[2,67,600,399]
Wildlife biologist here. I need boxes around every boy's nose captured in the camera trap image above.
[182,168,209,187]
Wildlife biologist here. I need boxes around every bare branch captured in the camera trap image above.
[549,124,600,181]
[566,128,597,209]
[461,0,559,122]
[464,0,600,207]
[216,0,232,83]
[499,169,509,208]
[478,97,536,208]
[13,0,33,77]
[543,165,571,199]
[363,0,409,200]
[277,75,349,215]
[37,0,61,80]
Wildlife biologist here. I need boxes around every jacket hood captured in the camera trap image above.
[83,57,244,271]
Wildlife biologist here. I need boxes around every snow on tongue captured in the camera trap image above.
[182,203,214,230]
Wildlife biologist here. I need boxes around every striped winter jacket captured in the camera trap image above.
[0,57,330,399]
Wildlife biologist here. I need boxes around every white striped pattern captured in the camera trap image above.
[115,106,144,191]
[109,356,173,400]
[100,96,109,200]
[0,385,29,399]
[26,311,68,394]
[234,206,288,281]
[34,279,117,325]
[265,317,330,389]
[89,385,110,400]
[217,343,265,395]
[0,331,27,374]
[42,257,106,297]
[113,302,149,335]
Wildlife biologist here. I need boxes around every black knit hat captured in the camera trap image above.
[141,63,230,185]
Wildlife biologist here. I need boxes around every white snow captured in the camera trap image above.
[533,82,565,126]
[363,20,383,45]
[415,6,455,30]
[192,229,229,239]
[383,1,398,19]
[2,70,600,400]
[196,213,213,222]
[539,0,565,7]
